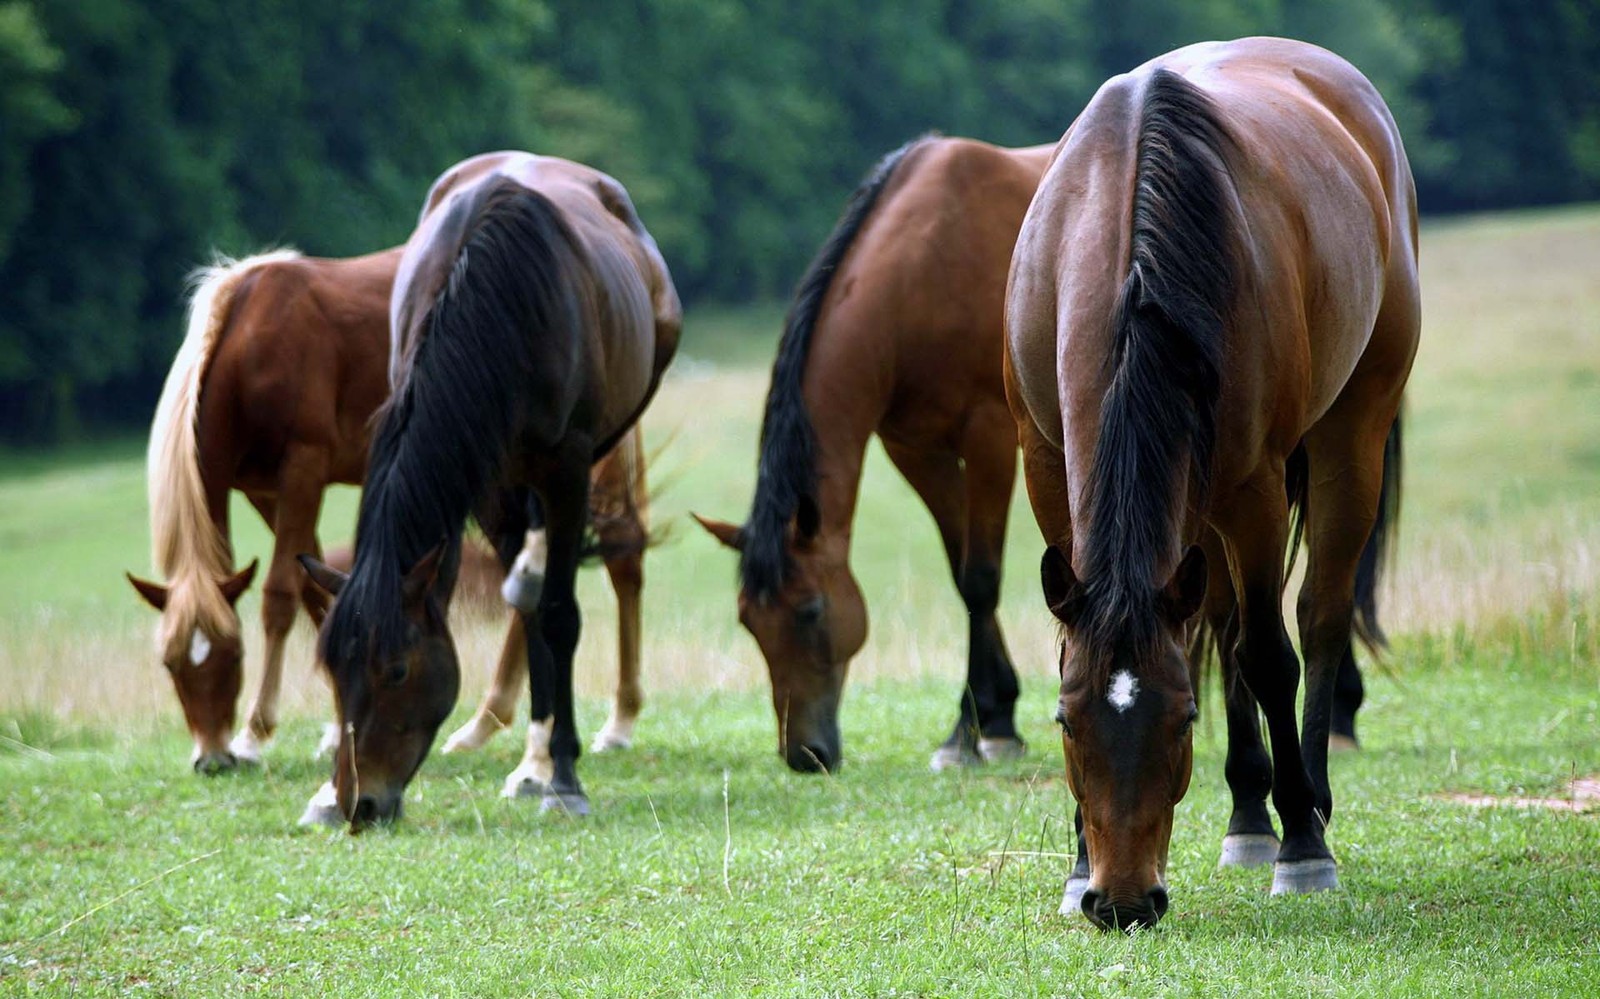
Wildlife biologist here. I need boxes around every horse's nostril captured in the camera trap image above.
[1149,886,1170,919]
[352,795,378,827]
[1080,888,1102,921]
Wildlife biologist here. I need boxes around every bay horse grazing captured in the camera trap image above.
[300,151,679,829]
[1005,37,1418,929]
[695,137,1053,773]
[128,248,398,773]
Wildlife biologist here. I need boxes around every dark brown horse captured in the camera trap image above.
[1006,38,1418,929]
[328,429,651,771]
[128,248,398,772]
[695,137,1053,773]
[300,151,679,829]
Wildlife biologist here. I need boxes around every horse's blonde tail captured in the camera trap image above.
[146,249,301,635]
[621,426,648,533]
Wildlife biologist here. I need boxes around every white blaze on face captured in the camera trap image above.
[1107,670,1140,713]
[188,630,212,667]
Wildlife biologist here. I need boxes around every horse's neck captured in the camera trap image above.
[802,343,891,556]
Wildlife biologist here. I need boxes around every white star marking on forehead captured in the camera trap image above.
[188,630,212,667]
[1107,670,1139,713]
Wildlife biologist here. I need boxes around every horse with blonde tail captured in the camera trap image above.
[129,248,396,772]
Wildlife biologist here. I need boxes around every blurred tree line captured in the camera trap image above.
[1,0,1596,441]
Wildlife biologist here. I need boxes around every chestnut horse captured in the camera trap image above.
[695,137,1053,773]
[300,151,679,829]
[128,248,396,772]
[129,248,650,777]
[1006,38,1418,929]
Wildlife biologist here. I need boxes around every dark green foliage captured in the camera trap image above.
[0,0,1595,441]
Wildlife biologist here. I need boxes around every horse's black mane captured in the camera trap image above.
[1078,69,1236,674]
[322,180,585,670]
[740,134,933,601]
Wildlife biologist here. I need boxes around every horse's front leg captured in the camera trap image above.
[520,449,592,815]
[237,453,328,764]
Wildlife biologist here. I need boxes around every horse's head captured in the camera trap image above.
[695,512,866,774]
[126,561,258,774]
[1041,544,1207,931]
[301,545,460,831]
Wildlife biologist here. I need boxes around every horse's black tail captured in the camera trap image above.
[740,134,934,602]
[1354,413,1403,654]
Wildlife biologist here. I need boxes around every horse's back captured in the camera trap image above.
[1009,37,1418,456]
[1149,38,1420,429]
[394,152,679,456]
[808,137,1051,446]
[204,248,400,488]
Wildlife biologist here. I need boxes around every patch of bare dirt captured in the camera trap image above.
[1440,777,1600,813]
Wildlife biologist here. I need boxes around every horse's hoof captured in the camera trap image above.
[1059,874,1091,916]
[1219,833,1281,869]
[590,725,634,753]
[540,791,590,816]
[978,737,1026,763]
[313,722,341,760]
[442,715,503,754]
[1328,733,1360,753]
[502,773,548,799]
[227,729,266,766]
[929,743,982,772]
[1271,858,1338,895]
[298,782,343,828]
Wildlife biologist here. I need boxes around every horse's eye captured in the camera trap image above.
[794,595,826,628]
[1055,706,1074,739]
[1179,705,1198,735]
[383,662,409,686]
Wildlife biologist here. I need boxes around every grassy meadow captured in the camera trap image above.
[2,208,1599,995]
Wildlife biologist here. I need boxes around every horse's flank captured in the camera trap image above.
[145,249,302,649]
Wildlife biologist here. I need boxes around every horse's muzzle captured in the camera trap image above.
[784,737,840,774]
[349,791,404,832]
[192,749,238,775]
[1081,885,1169,932]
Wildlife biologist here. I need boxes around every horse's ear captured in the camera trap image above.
[220,559,258,605]
[1160,545,1208,625]
[127,573,169,611]
[401,542,446,607]
[795,494,821,543]
[1041,545,1086,627]
[692,513,746,552]
[298,554,348,597]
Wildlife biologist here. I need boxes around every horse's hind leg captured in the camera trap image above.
[1294,408,1395,824]
[882,440,989,771]
[592,546,644,752]
[959,407,1024,763]
[1329,648,1364,750]
[444,613,527,754]
[444,517,534,755]
[590,442,647,752]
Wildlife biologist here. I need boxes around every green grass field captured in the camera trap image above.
[2,209,1599,995]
